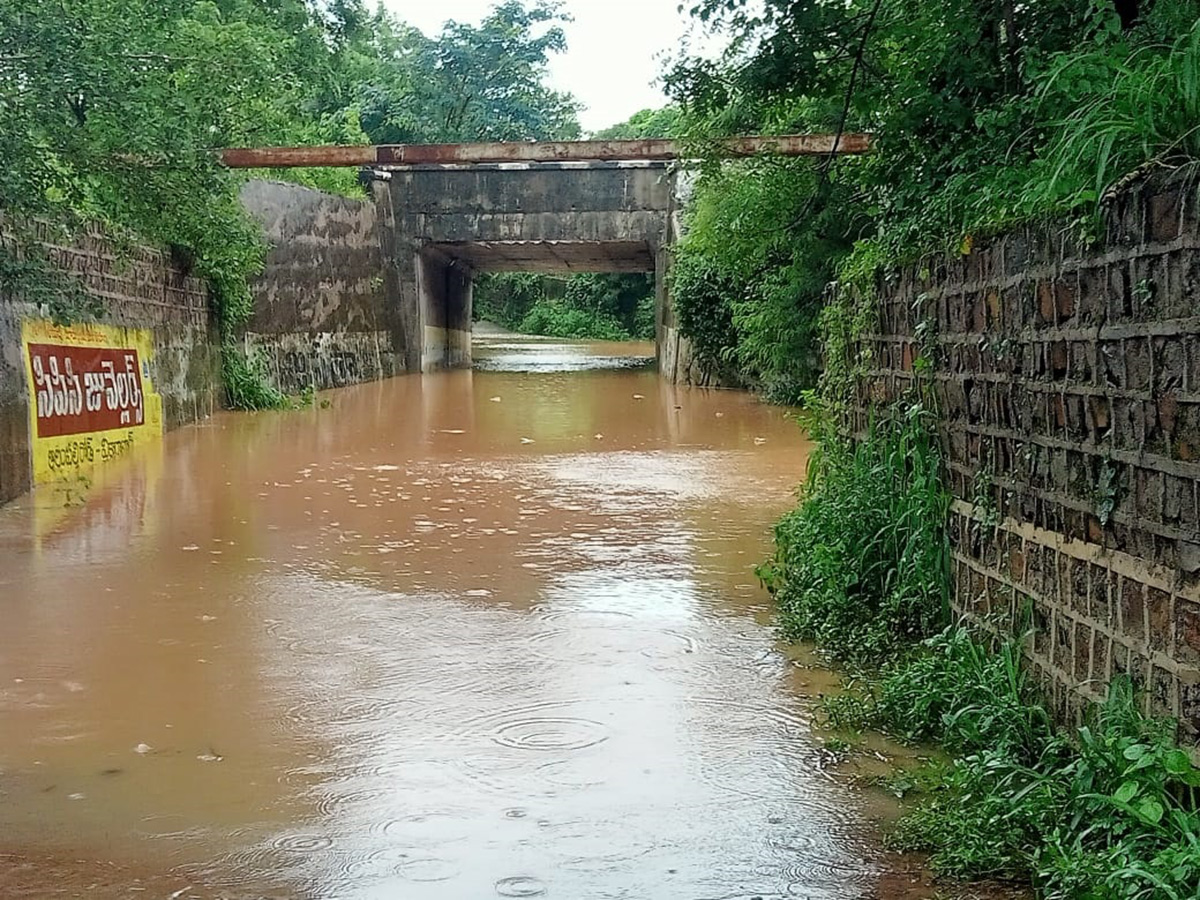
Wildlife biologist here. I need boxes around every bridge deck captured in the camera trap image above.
[220,135,871,169]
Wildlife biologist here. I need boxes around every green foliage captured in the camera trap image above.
[667,0,1200,393]
[351,1,580,144]
[591,106,684,139]
[759,403,950,663]
[830,626,1200,899]
[2,0,583,407]
[672,156,864,399]
[221,342,289,411]
[518,300,629,341]
[473,272,550,329]
[669,251,741,384]
[475,272,655,340]
[825,626,1052,758]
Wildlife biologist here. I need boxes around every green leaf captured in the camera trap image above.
[1136,798,1164,825]
[1123,743,1148,761]
[1163,750,1194,776]
[1113,781,1139,804]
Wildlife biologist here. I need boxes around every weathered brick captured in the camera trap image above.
[1088,396,1112,440]
[1075,621,1093,681]
[1064,557,1087,616]
[1180,540,1200,576]
[1185,336,1200,394]
[1174,598,1200,664]
[1051,393,1068,434]
[1174,402,1200,462]
[1112,398,1143,451]
[1078,265,1108,324]
[1051,340,1070,379]
[1006,232,1032,277]
[1153,336,1185,394]
[1150,665,1177,719]
[1147,588,1172,653]
[1120,578,1146,644]
[1092,634,1111,682]
[1033,599,1052,657]
[1135,468,1165,521]
[1002,286,1024,329]
[1107,263,1134,320]
[1054,613,1073,672]
[1099,340,1126,388]
[1148,185,1183,242]
[1180,676,1200,741]
[1158,393,1180,441]
[1124,338,1153,392]
[1055,276,1078,323]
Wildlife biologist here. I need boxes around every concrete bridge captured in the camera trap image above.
[228,137,867,390]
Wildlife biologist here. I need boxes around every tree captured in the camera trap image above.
[661,0,1200,394]
[350,1,580,144]
[591,107,684,140]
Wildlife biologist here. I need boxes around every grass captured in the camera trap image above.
[816,628,1200,898]
[766,397,1200,898]
[759,401,951,664]
[516,299,634,341]
[221,342,290,411]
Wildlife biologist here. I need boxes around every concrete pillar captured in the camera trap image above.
[416,249,473,372]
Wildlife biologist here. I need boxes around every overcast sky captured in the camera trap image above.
[381,0,711,133]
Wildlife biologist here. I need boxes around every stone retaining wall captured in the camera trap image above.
[849,175,1200,742]
[240,181,403,392]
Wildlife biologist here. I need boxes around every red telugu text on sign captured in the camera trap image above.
[27,343,145,438]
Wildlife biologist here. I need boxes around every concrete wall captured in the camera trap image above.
[242,169,695,379]
[0,221,219,505]
[847,175,1200,743]
[385,165,674,372]
[240,181,404,393]
[655,170,708,386]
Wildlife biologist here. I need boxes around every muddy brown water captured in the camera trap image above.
[1,335,946,899]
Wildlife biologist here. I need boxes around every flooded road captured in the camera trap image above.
[0,335,899,899]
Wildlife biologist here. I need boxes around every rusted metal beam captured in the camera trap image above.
[219,134,872,169]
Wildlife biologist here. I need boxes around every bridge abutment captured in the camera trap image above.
[241,163,701,386]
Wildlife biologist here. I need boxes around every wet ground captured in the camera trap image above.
[0,335,1010,899]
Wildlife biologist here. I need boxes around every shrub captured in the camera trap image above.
[221,342,289,411]
[760,403,951,663]
[517,300,630,341]
[824,627,1200,897]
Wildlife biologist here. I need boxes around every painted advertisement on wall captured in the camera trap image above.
[22,320,163,486]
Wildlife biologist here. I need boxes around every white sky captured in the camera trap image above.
[381,0,710,133]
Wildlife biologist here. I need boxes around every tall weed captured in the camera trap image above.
[829,628,1200,898]
[760,403,950,663]
[222,342,289,411]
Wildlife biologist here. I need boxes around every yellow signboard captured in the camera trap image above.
[22,319,163,487]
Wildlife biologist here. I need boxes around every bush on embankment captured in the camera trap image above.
[759,403,951,664]
[474,272,656,342]
[824,627,1200,899]
[760,388,1200,897]
[662,1,1200,398]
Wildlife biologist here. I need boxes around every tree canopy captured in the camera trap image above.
[662,0,1200,399]
[1,0,582,329]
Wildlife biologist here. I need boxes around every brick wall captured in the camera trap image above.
[849,175,1200,743]
[0,221,220,505]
